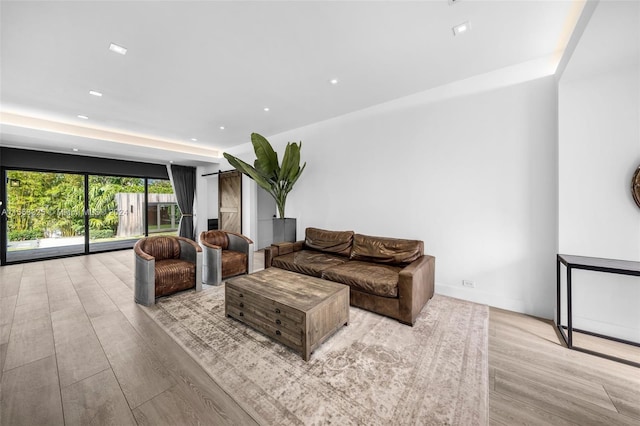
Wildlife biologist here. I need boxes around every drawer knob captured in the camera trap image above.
[239,312,244,317]
[276,319,281,325]
[275,308,281,314]
[239,302,244,308]
[275,330,281,336]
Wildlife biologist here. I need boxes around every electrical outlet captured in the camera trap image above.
[462,280,475,288]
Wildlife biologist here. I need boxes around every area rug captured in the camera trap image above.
[143,286,489,425]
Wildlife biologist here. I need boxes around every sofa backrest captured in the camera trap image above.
[201,230,230,249]
[140,236,181,261]
[350,234,423,265]
[305,227,354,257]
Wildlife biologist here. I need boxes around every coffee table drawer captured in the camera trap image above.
[226,303,303,349]
[226,286,304,324]
[226,293,302,335]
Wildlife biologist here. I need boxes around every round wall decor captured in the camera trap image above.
[633,166,640,209]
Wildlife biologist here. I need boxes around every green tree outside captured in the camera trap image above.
[6,171,176,242]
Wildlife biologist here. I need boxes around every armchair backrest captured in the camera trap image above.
[200,230,229,249]
[139,236,181,260]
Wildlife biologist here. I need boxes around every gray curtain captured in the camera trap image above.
[170,165,196,240]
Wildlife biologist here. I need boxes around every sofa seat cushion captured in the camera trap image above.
[155,259,195,297]
[222,250,248,278]
[272,250,349,277]
[322,261,402,298]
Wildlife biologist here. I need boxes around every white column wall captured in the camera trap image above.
[558,1,640,341]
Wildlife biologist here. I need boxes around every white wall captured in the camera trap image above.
[250,73,559,319]
[558,1,640,341]
[195,164,220,241]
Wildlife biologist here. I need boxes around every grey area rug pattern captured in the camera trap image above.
[144,287,489,425]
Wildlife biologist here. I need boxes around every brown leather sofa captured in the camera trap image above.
[264,227,435,325]
[134,235,202,306]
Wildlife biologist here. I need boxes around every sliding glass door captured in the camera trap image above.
[88,175,146,253]
[3,170,180,264]
[147,179,180,236]
[5,170,85,262]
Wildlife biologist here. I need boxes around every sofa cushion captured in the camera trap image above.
[305,227,354,257]
[272,250,349,277]
[222,250,248,278]
[155,259,195,297]
[350,234,423,265]
[322,261,402,298]
[140,236,180,261]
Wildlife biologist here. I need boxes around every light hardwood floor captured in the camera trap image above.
[1,250,639,425]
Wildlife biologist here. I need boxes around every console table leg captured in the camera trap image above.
[567,266,573,348]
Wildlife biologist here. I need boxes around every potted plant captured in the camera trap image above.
[223,133,306,242]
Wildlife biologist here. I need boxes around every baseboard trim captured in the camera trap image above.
[435,282,529,317]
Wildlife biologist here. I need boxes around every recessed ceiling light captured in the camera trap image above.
[263,107,270,112]
[191,138,198,142]
[89,90,103,97]
[77,115,89,120]
[453,21,471,36]
[72,148,79,152]
[219,126,225,130]
[329,78,339,85]
[109,43,127,55]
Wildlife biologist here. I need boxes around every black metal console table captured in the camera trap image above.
[556,254,640,368]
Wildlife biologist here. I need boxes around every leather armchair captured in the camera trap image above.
[199,230,254,285]
[134,235,202,306]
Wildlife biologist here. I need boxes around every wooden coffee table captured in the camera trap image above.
[225,268,349,361]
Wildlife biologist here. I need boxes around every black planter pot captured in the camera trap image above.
[273,218,296,243]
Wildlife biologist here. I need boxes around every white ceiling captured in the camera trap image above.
[0,0,583,166]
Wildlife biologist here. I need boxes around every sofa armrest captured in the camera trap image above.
[397,255,435,325]
[264,240,304,269]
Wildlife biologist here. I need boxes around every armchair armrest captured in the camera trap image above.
[176,237,202,292]
[398,255,435,325]
[134,240,155,306]
[227,232,254,275]
[177,236,202,260]
[200,240,223,250]
[201,243,222,285]
[134,241,154,261]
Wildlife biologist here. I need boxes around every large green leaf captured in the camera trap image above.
[223,133,305,218]
[286,162,306,190]
[251,133,279,177]
[280,142,304,184]
[223,153,273,194]
[287,142,303,182]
